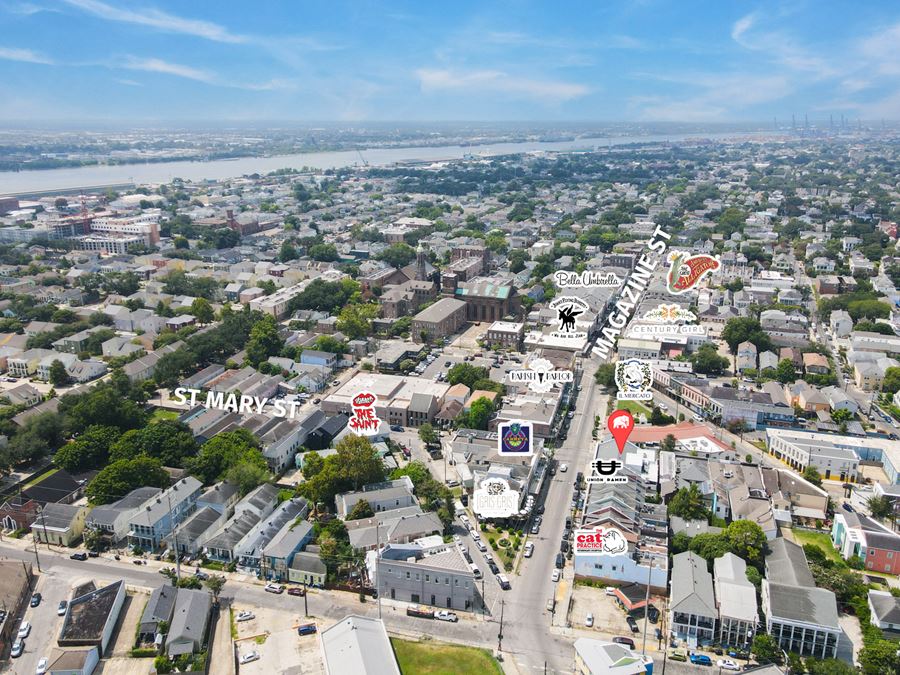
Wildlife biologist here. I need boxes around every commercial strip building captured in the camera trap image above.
[322,372,451,428]
[368,535,476,611]
[762,428,900,483]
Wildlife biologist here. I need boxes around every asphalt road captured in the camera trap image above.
[500,355,608,675]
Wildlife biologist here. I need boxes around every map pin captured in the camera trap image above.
[607,410,635,455]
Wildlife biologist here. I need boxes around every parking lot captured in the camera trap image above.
[233,602,323,675]
[4,564,80,675]
[570,584,664,649]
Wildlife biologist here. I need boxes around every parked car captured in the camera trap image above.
[613,637,635,650]
[605,587,617,596]
[497,574,511,590]
[654,628,662,641]
[435,610,458,623]
[555,553,564,569]
[626,616,639,633]
[69,552,87,561]
[17,620,30,639]
[647,605,659,623]
[194,570,209,580]
[236,611,255,622]
[239,651,260,664]
[36,656,49,674]
[11,639,24,658]
[524,542,534,558]
[669,648,688,662]
[297,623,317,635]
[546,598,555,612]
[689,653,712,666]
[264,583,285,594]
[530,523,540,535]
[57,600,68,616]
[287,587,306,596]
[559,463,568,472]
[585,613,593,627]
[717,659,740,671]
[560,540,569,553]
[30,593,41,607]
[390,425,404,432]
[551,569,561,582]
[312,398,321,404]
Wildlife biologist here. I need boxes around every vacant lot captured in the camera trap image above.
[390,638,502,675]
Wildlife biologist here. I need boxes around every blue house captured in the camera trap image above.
[300,349,338,372]
[128,477,202,552]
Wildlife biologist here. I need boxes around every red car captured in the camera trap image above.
[287,587,306,596]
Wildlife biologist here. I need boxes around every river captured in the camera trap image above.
[0,131,766,195]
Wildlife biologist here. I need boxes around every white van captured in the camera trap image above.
[497,574,511,590]
[470,563,482,579]
[476,540,487,553]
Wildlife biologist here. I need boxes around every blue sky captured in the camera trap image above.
[1,0,899,123]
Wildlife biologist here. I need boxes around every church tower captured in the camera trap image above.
[416,243,427,281]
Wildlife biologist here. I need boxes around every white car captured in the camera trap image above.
[239,651,261,664]
[717,660,740,671]
[551,568,561,582]
[605,587,617,596]
[585,613,594,627]
[236,610,255,622]
[559,464,568,472]
[524,542,534,558]
[264,583,284,594]
[36,657,49,675]
[17,620,30,639]
[435,610,458,622]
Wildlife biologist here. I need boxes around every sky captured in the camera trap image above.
[1,0,900,123]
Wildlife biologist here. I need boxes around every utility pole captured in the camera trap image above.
[38,505,51,550]
[303,580,308,617]
[376,521,382,619]
[31,527,41,573]
[167,492,181,581]
[497,599,505,652]
[641,557,653,656]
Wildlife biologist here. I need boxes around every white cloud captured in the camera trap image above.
[121,56,216,83]
[859,22,900,76]
[416,68,588,101]
[0,45,52,64]
[630,72,793,121]
[730,11,837,79]
[61,0,246,43]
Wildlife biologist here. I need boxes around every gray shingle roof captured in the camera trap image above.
[670,552,717,618]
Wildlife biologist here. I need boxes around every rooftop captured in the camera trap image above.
[321,615,401,675]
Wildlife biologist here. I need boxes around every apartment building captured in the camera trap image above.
[128,478,203,551]
[669,551,717,643]
[762,539,840,658]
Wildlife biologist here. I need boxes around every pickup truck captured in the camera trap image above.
[406,605,435,619]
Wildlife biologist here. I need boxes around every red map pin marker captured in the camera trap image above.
[607,410,635,455]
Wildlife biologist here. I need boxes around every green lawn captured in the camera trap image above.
[391,638,502,675]
[150,408,179,422]
[615,400,651,417]
[790,529,843,565]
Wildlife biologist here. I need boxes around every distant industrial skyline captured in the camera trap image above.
[1,1,900,122]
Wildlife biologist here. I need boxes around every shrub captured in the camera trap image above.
[503,560,513,572]
[490,540,498,550]
[130,648,157,658]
